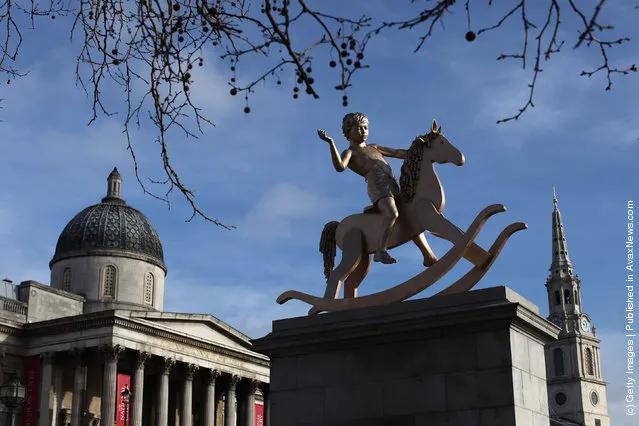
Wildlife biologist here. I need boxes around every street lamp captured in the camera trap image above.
[0,377,26,426]
[120,385,131,426]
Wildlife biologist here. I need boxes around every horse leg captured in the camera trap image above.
[344,254,371,298]
[416,200,491,267]
[412,233,438,267]
[323,229,363,299]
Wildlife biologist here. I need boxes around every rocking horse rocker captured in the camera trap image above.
[277,118,526,315]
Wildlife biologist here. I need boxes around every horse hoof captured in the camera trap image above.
[374,251,397,264]
[423,256,438,267]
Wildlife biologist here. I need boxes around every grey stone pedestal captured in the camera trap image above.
[253,286,559,426]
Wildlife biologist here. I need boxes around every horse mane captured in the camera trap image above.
[399,136,426,202]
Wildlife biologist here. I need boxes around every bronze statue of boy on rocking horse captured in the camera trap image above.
[278,114,526,315]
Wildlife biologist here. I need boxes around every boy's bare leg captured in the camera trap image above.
[374,197,399,264]
[413,233,438,267]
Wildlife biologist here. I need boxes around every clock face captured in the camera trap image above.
[580,317,590,332]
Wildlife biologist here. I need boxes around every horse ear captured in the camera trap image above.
[438,125,442,134]
[431,119,438,133]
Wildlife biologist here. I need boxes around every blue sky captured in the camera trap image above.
[0,1,637,424]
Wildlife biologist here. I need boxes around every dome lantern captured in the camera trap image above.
[103,167,123,202]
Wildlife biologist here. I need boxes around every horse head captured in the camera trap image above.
[418,119,465,166]
[399,119,465,204]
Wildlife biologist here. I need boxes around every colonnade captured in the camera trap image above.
[36,346,269,426]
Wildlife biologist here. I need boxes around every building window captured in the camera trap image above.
[574,289,580,305]
[62,267,73,292]
[103,265,116,298]
[595,419,601,426]
[564,289,571,304]
[553,348,565,376]
[144,272,154,305]
[554,291,561,305]
[585,347,594,375]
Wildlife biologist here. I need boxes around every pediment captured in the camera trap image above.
[129,312,253,352]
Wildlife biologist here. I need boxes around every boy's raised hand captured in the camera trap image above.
[317,129,333,144]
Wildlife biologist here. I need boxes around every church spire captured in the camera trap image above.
[550,186,574,279]
[544,188,609,426]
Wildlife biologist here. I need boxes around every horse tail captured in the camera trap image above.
[319,221,340,280]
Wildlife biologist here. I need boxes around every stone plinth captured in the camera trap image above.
[253,286,559,426]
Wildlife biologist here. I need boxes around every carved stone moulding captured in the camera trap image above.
[228,374,240,390]
[161,357,175,375]
[205,368,221,385]
[185,363,199,380]
[135,351,151,369]
[99,344,125,362]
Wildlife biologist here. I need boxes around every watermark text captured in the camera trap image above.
[625,200,635,415]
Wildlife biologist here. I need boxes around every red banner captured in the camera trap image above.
[21,358,41,426]
[255,402,264,426]
[116,373,132,426]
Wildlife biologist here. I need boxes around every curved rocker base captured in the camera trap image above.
[435,222,527,297]
[277,204,524,315]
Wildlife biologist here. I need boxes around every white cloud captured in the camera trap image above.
[438,31,619,145]
[1,52,81,119]
[2,119,132,190]
[125,49,241,126]
[163,276,307,338]
[470,56,595,140]
[187,59,243,121]
[241,182,329,239]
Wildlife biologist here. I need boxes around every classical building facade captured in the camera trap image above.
[0,169,269,426]
[545,190,611,426]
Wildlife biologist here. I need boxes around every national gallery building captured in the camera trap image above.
[0,169,269,426]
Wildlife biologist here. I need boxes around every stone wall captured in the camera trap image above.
[255,286,559,426]
[50,255,165,312]
[19,281,84,323]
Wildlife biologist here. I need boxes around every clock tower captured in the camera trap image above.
[545,188,611,426]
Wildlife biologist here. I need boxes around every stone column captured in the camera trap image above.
[245,381,259,426]
[224,375,239,426]
[100,345,123,426]
[157,358,174,426]
[51,365,63,426]
[203,370,220,426]
[261,385,269,426]
[131,352,150,426]
[70,349,87,426]
[181,364,198,426]
[0,351,6,386]
[38,352,53,426]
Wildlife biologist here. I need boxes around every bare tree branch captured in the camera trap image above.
[0,1,636,226]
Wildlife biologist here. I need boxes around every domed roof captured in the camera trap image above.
[50,168,165,270]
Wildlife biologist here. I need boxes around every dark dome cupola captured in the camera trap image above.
[50,168,167,313]
[50,168,165,270]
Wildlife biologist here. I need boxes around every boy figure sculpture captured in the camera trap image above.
[318,112,437,266]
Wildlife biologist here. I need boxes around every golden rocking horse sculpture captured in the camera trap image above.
[277,120,526,315]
